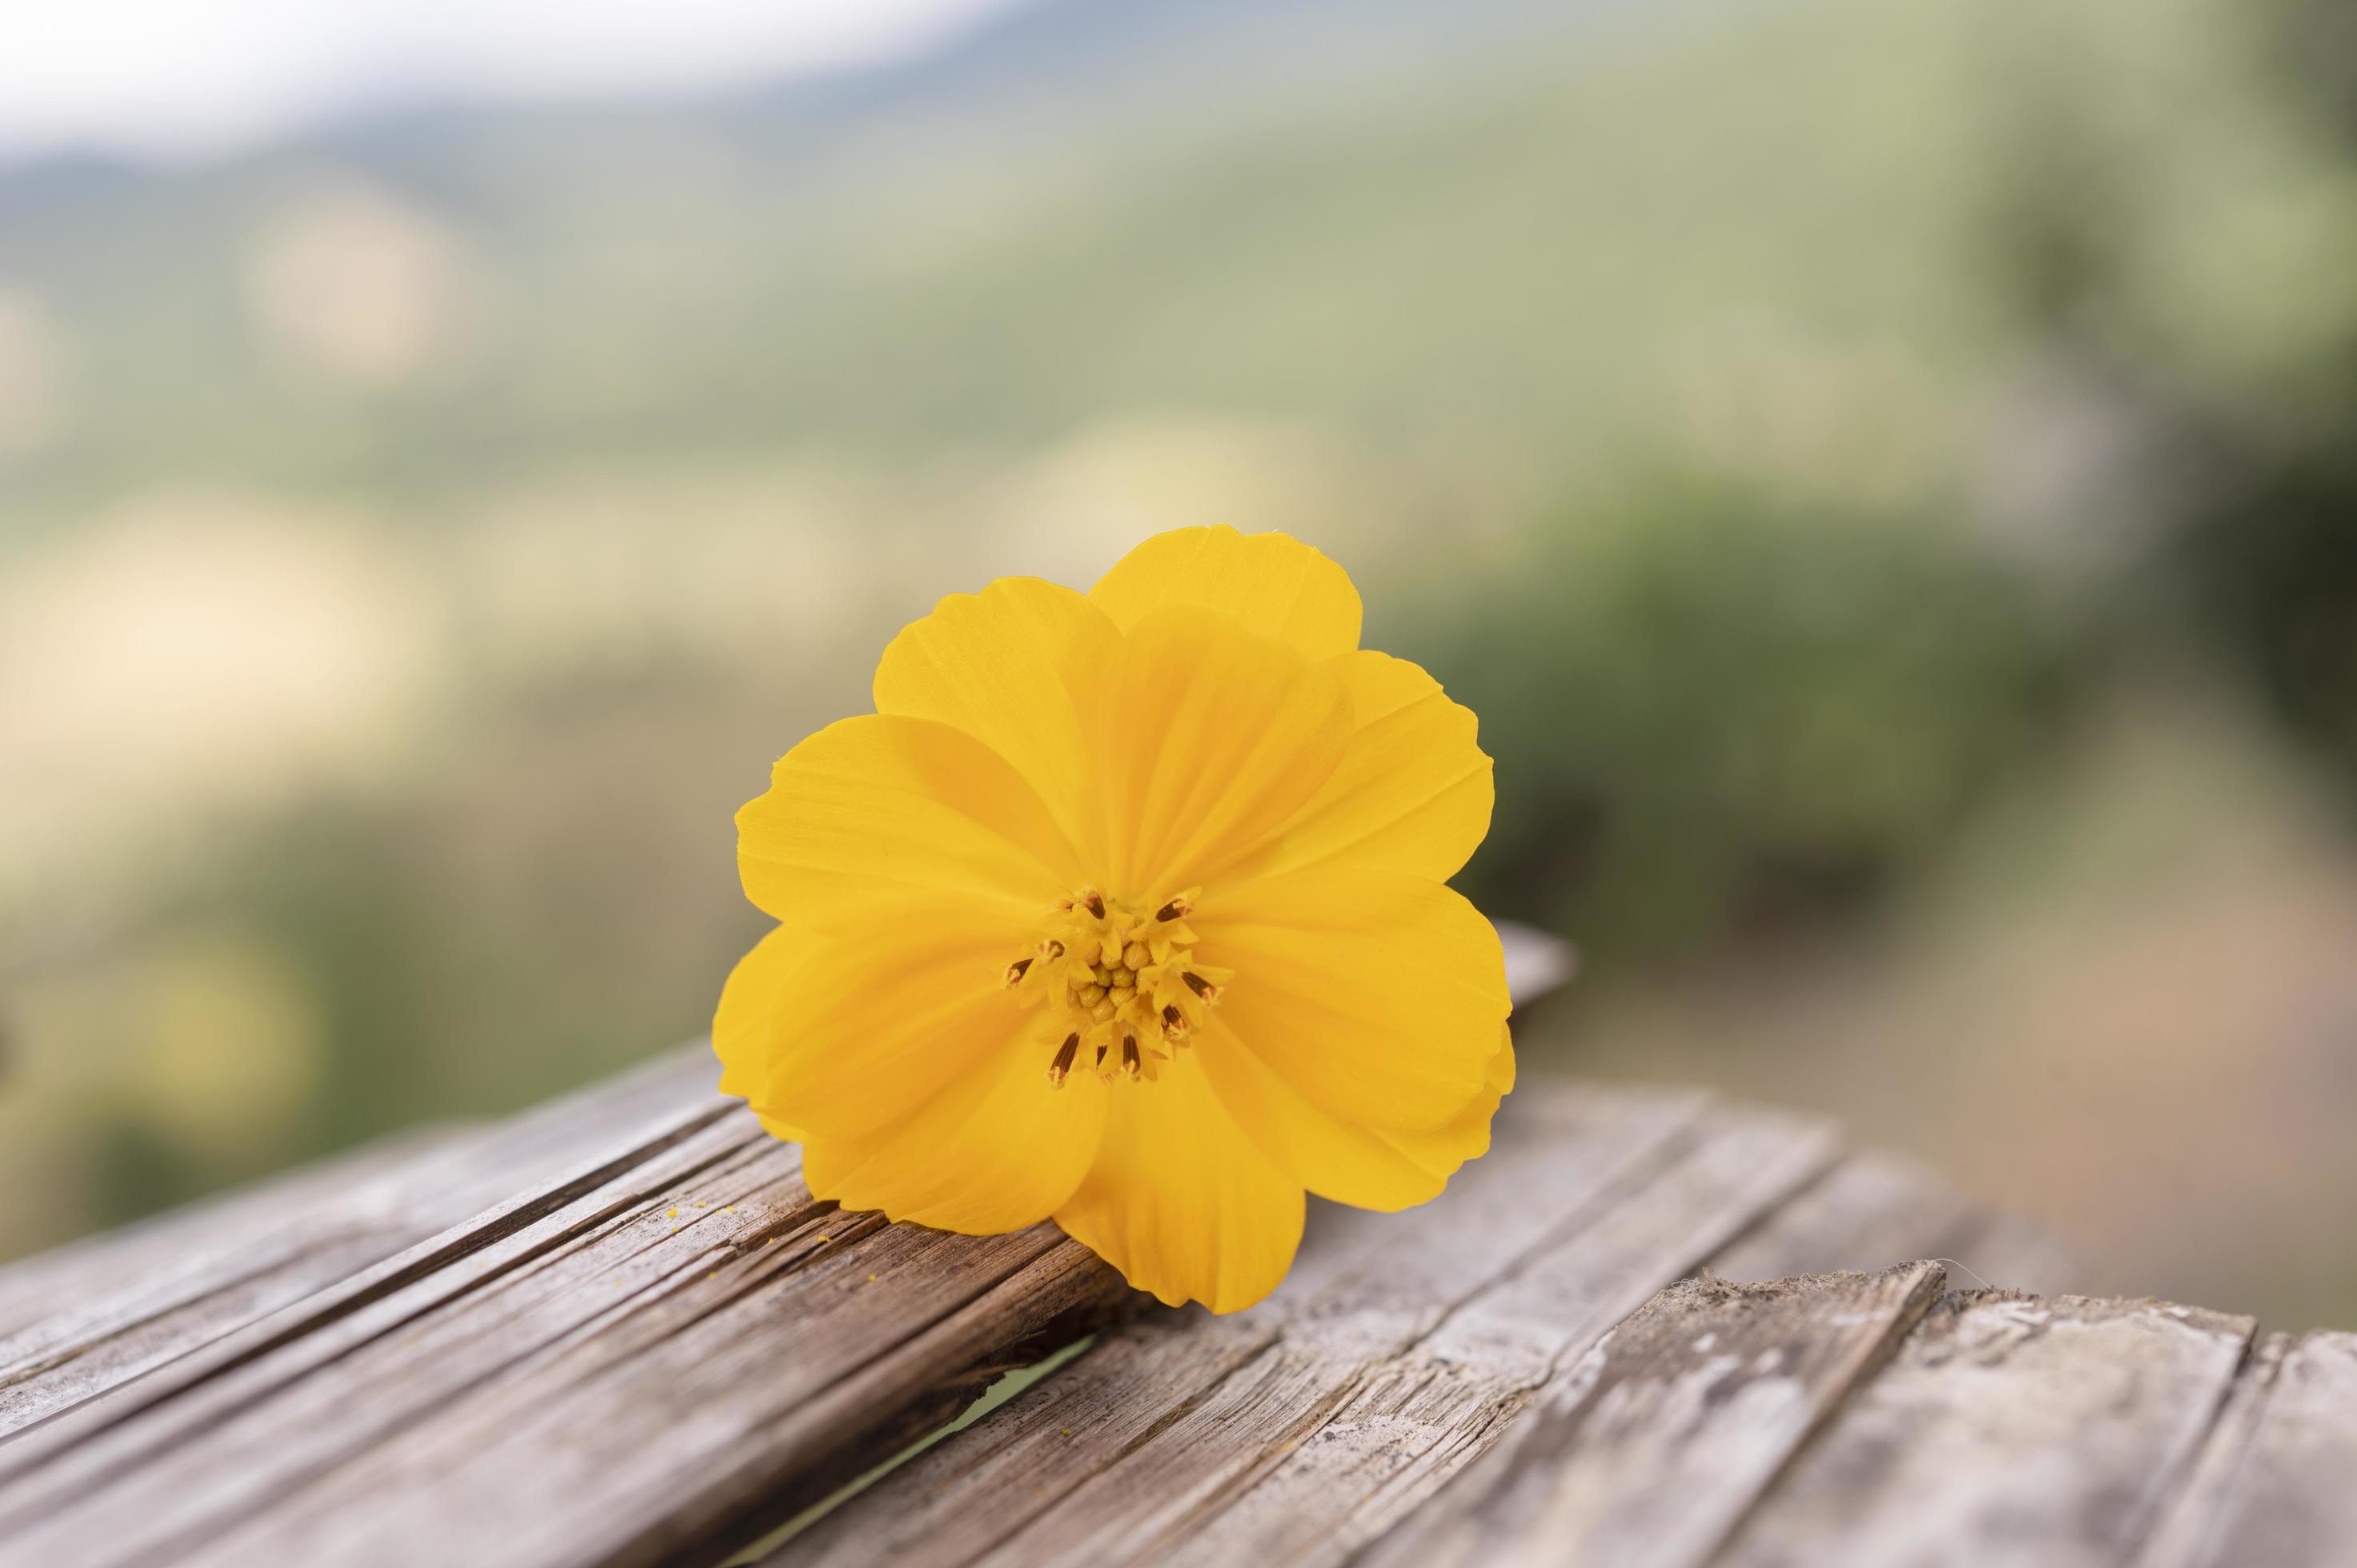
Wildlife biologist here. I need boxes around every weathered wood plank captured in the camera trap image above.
[0,929,1579,1566]
[0,1045,718,1330]
[1495,922,1578,1006]
[0,1044,722,1440]
[0,1126,465,1344]
[0,1105,770,1529]
[0,922,1569,1456]
[765,1090,1841,1567]
[1035,1106,1838,1568]
[764,1080,1718,1566]
[0,1098,1131,1568]
[1359,1264,1947,1568]
[1719,1291,2255,1568]
[2139,1330,2357,1568]
[1335,1156,2063,1568]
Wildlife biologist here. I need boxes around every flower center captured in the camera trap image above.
[1003,886,1231,1086]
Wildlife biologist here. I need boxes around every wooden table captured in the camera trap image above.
[2,934,2349,1567]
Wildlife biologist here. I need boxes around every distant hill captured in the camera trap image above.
[0,0,2296,534]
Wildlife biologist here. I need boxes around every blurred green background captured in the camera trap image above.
[6,0,2357,1328]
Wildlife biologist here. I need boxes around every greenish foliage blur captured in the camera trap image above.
[1392,488,2075,961]
[2155,0,2357,798]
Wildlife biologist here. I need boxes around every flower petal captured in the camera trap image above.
[721,915,1108,1230]
[872,578,1119,866]
[1092,606,1352,897]
[1088,526,1362,662]
[1194,1014,1506,1213]
[713,922,800,1110]
[1369,1023,1515,1174]
[731,921,1014,1144]
[754,1112,808,1143]
[1228,650,1493,885]
[1054,1050,1304,1313]
[1195,866,1510,1133]
[738,714,1083,934]
[802,1033,1106,1235]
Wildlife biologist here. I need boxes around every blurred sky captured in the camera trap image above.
[0,0,1030,163]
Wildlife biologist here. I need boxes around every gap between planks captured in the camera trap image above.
[0,921,1578,1498]
[31,918,2303,1568]
[2136,1327,2357,1568]
[770,1134,2108,1568]
[0,921,1579,1430]
[0,1082,1126,1568]
[764,1086,1848,1568]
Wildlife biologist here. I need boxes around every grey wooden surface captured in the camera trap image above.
[0,930,2346,1567]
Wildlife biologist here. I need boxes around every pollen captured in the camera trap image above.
[1006,886,1230,1087]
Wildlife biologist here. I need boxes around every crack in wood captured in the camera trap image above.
[26,998,2327,1568]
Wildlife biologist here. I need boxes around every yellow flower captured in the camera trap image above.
[714,526,1511,1312]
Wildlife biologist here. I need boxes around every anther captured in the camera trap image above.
[1011,886,1224,1093]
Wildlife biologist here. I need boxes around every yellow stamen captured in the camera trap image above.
[1006,886,1231,1087]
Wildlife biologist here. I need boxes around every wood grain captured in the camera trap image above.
[0,923,1571,1451]
[0,1044,723,1438]
[1359,1264,1947,1568]
[0,925,1597,1566]
[2140,1330,2357,1568]
[0,1086,1133,1568]
[36,917,2299,1568]
[1719,1291,2256,1568]
[766,1089,1843,1567]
